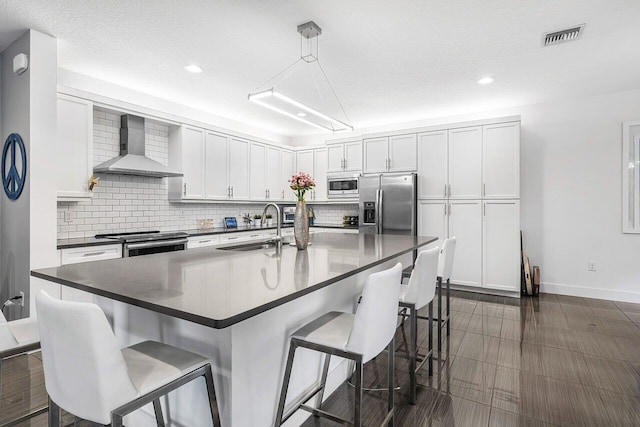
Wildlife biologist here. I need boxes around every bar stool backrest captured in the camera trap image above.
[347,262,402,364]
[36,291,138,425]
[0,311,6,323]
[437,237,457,280]
[404,246,440,310]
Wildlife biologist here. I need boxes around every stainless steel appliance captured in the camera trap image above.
[283,206,296,224]
[327,174,359,198]
[359,173,417,235]
[96,231,189,257]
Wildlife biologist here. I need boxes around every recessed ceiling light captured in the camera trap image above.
[184,64,203,73]
[478,77,494,85]
[297,112,307,117]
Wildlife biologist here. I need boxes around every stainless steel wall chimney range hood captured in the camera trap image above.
[93,115,183,178]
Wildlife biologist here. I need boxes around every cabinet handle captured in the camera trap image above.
[282,190,284,198]
[183,183,187,196]
[444,184,447,198]
[444,204,447,216]
[228,186,231,197]
[448,184,451,198]
[344,158,347,169]
[483,183,486,197]
[483,203,486,216]
[198,240,212,244]
[83,251,106,257]
[231,186,234,197]
[227,236,238,240]
[448,203,451,216]
[265,189,268,198]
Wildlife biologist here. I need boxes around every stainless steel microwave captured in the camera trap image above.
[327,175,359,198]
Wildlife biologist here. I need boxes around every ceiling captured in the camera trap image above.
[1,0,639,139]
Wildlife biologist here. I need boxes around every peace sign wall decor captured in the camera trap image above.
[2,133,27,200]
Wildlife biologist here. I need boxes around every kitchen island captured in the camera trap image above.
[32,232,436,426]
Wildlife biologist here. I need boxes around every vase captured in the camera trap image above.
[294,200,309,250]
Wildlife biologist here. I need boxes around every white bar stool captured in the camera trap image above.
[436,237,457,354]
[275,263,403,427]
[398,246,439,405]
[35,291,222,427]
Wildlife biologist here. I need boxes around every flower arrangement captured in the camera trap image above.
[289,172,315,201]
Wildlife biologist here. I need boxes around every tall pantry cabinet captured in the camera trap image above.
[417,120,520,293]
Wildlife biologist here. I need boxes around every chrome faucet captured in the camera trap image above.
[261,203,282,252]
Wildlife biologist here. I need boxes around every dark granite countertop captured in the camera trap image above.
[37,233,436,328]
[57,223,359,249]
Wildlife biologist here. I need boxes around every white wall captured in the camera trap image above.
[0,30,58,319]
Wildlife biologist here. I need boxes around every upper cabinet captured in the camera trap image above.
[363,134,417,174]
[281,149,295,201]
[250,142,284,200]
[205,131,229,199]
[169,125,206,200]
[295,148,328,201]
[327,140,362,173]
[417,121,520,200]
[57,94,93,200]
[227,137,250,199]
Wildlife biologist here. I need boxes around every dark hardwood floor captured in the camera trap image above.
[1,292,639,426]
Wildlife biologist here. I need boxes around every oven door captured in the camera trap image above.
[327,176,359,198]
[124,238,188,257]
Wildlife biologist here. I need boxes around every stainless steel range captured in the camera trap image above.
[95,231,189,257]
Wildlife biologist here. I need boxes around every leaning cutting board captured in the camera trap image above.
[532,266,540,296]
[524,255,533,296]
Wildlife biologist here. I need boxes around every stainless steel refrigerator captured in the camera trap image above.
[359,173,417,235]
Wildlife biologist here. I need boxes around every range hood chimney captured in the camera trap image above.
[93,115,183,178]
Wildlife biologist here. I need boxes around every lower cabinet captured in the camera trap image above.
[418,199,520,293]
[59,244,123,302]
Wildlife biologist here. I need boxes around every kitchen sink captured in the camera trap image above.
[217,240,278,251]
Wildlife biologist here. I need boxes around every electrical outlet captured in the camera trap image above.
[19,291,25,306]
[64,211,72,222]
[588,261,597,272]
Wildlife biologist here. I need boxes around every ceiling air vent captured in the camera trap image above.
[542,24,585,47]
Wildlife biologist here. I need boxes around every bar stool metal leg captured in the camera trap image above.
[386,336,395,427]
[275,341,297,425]
[152,399,165,427]
[428,300,433,376]
[446,279,451,336]
[315,354,331,412]
[203,365,222,425]
[354,360,363,427]
[437,276,443,353]
[48,397,60,427]
[409,303,417,405]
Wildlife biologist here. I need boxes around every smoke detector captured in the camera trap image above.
[542,24,585,47]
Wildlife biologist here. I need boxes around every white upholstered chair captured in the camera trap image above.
[398,246,440,404]
[35,291,221,427]
[275,263,403,427]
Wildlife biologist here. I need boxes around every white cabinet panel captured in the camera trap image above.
[364,137,388,173]
[418,201,448,245]
[418,131,448,199]
[483,200,520,292]
[229,138,250,199]
[327,144,344,173]
[57,94,93,200]
[483,122,520,199]
[60,244,123,265]
[266,146,282,200]
[205,132,229,199]
[388,134,417,172]
[344,141,362,171]
[180,126,206,199]
[313,148,328,201]
[449,201,482,287]
[187,235,221,249]
[448,127,482,199]
[281,150,295,201]
[250,142,267,199]
[296,150,314,175]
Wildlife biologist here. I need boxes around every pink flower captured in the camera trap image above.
[289,172,315,200]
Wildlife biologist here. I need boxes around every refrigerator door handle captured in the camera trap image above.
[376,188,384,234]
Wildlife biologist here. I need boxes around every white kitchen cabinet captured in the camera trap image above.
[448,127,482,199]
[60,244,123,302]
[417,130,448,199]
[187,235,220,249]
[449,200,482,288]
[313,148,328,201]
[364,134,416,174]
[57,94,93,200]
[205,131,229,199]
[281,150,294,201]
[265,146,282,200]
[327,140,362,173]
[250,142,267,200]
[418,200,448,245]
[169,125,206,200]
[482,122,520,199]
[483,200,520,292]
[296,150,314,175]
[229,138,250,199]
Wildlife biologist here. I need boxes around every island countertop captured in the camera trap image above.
[33,233,436,328]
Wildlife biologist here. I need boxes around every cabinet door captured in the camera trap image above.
[417,131,448,199]
[281,150,295,201]
[181,126,206,199]
[205,132,229,199]
[249,142,267,199]
[296,150,314,175]
[265,146,282,200]
[448,127,482,199]
[327,144,345,172]
[364,137,389,173]
[483,122,520,199]
[418,201,448,246]
[388,134,417,172]
[57,94,93,199]
[344,140,362,171]
[229,138,250,199]
[483,200,520,292]
[313,148,328,201]
[449,200,482,287]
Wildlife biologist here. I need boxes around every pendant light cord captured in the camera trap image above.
[317,60,352,130]
[251,58,303,93]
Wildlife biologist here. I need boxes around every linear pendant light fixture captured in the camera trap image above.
[248,21,353,132]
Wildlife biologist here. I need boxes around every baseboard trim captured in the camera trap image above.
[541,282,640,304]
[450,284,521,299]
